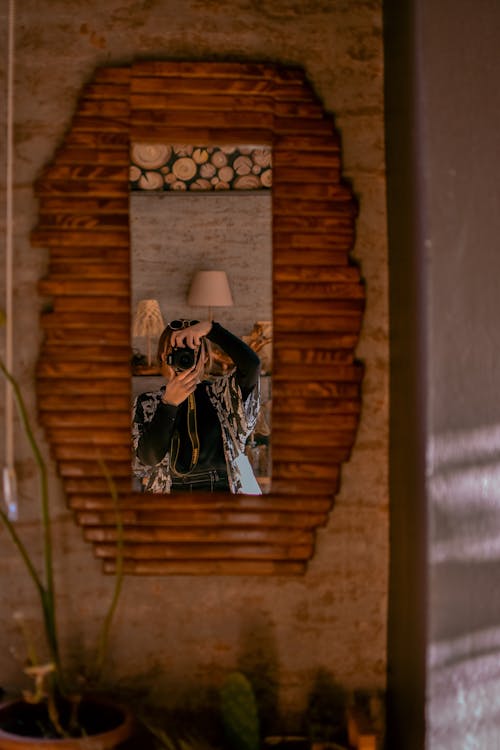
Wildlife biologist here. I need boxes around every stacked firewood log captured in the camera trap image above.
[130,143,272,191]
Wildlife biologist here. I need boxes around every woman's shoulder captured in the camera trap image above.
[134,388,165,411]
[137,386,165,399]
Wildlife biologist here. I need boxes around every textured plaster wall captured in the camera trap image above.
[0,0,388,727]
[130,192,272,338]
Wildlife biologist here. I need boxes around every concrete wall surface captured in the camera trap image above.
[0,0,388,731]
[385,0,500,746]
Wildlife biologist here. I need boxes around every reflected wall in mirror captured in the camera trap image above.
[33,61,364,575]
[130,155,273,493]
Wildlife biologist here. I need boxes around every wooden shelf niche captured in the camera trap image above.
[33,61,365,576]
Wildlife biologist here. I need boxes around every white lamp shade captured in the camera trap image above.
[187,270,234,308]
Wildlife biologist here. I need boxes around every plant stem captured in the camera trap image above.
[0,359,62,684]
[0,506,44,597]
[92,458,125,681]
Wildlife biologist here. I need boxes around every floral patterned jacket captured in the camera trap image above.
[132,371,260,494]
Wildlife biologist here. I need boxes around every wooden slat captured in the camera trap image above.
[40,412,129,428]
[45,427,129,444]
[270,478,338,494]
[48,262,130,279]
[273,150,340,167]
[130,125,274,145]
[33,229,129,246]
[274,265,361,282]
[38,361,128,379]
[49,147,130,166]
[33,181,130,199]
[91,66,131,85]
[68,494,333,511]
[45,246,129,261]
[276,407,360,429]
[37,378,130,396]
[41,343,130,359]
[77,100,131,118]
[273,348,354,365]
[274,315,363,333]
[273,361,363,380]
[39,279,129,297]
[54,445,131,461]
[276,282,364,299]
[130,109,275,130]
[272,428,356,447]
[274,198,357,217]
[81,83,131,100]
[275,134,341,151]
[84,526,314,544]
[38,197,129,214]
[271,445,351,463]
[39,214,130,231]
[273,334,359,351]
[273,182,351,201]
[39,312,130,330]
[39,164,128,182]
[102,560,307,575]
[130,77,277,96]
[273,298,364,315]
[70,115,130,132]
[52,297,130,313]
[132,60,279,79]
[130,92,275,112]
[38,394,130,411]
[273,214,354,231]
[93,541,313,561]
[75,510,328,529]
[272,380,361,398]
[273,244,350,261]
[58,461,131,478]
[273,397,361,414]
[273,166,340,183]
[272,461,341,480]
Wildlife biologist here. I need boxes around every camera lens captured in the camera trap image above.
[177,351,193,369]
[167,347,197,371]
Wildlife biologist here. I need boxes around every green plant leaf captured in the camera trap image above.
[220,672,260,750]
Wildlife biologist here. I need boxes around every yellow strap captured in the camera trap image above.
[170,393,200,477]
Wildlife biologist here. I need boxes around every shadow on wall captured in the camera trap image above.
[237,614,280,736]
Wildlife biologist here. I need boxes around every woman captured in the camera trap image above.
[132,319,261,493]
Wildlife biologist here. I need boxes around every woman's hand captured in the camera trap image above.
[161,366,199,406]
[171,320,212,349]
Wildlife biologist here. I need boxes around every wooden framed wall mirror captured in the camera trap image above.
[33,61,365,576]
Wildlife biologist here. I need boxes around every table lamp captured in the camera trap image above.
[187,270,234,321]
[132,299,165,366]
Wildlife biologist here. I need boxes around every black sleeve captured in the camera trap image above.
[207,322,261,396]
[135,394,178,466]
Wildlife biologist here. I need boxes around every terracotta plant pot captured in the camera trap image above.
[0,697,133,750]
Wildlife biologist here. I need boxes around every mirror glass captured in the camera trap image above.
[130,143,273,494]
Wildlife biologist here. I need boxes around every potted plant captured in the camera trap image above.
[0,313,133,748]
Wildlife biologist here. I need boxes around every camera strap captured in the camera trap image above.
[170,392,200,477]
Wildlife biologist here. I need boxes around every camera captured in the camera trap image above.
[167,347,198,371]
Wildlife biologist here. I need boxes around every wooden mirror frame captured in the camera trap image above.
[32,61,365,576]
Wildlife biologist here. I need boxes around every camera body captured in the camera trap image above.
[167,346,198,371]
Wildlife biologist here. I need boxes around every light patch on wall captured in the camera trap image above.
[429,627,500,746]
[429,424,500,563]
